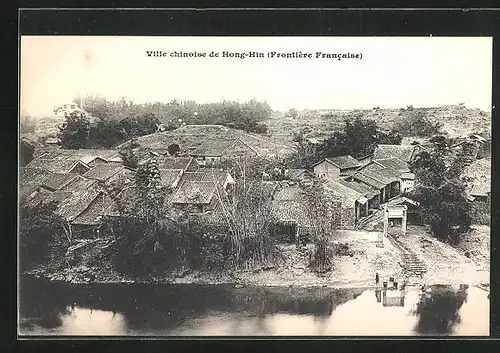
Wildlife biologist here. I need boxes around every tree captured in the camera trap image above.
[288,108,299,119]
[286,139,322,169]
[394,108,442,137]
[376,129,403,145]
[20,139,35,167]
[167,143,180,157]
[105,158,175,274]
[409,137,472,243]
[57,111,92,149]
[413,285,468,335]
[321,116,398,159]
[20,112,36,133]
[301,179,338,273]
[89,118,129,148]
[119,144,139,169]
[19,201,65,270]
[120,113,160,138]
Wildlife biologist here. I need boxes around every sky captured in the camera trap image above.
[20,36,492,116]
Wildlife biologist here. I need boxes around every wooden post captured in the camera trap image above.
[402,206,408,236]
[383,205,388,238]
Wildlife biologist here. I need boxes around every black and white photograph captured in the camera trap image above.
[18,35,491,336]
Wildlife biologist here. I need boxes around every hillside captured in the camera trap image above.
[118,124,297,158]
[265,105,491,142]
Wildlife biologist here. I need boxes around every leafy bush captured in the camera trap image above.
[410,139,473,243]
[19,201,65,270]
[393,109,442,137]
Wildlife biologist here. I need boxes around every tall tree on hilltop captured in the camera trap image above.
[57,111,92,149]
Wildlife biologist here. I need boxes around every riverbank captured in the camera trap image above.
[24,226,490,291]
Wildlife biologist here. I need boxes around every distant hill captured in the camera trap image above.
[117,124,297,158]
[264,105,491,142]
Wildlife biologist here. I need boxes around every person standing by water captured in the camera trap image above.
[375,272,379,285]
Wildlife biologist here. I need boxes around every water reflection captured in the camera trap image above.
[19,277,489,336]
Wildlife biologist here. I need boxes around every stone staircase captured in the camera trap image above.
[387,234,428,284]
[355,209,384,231]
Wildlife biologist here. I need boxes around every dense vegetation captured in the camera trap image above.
[393,107,443,137]
[287,116,402,168]
[56,96,271,149]
[302,180,338,273]
[409,135,473,244]
[19,202,65,271]
[20,139,35,167]
[100,158,281,276]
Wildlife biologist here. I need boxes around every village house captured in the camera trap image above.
[45,137,61,145]
[270,184,319,243]
[469,183,490,202]
[322,179,369,229]
[284,168,314,185]
[462,157,491,203]
[357,154,373,167]
[451,134,491,160]
[371,157,416,193]
[19,167,54,205]
[38,173,80,192]
[189,138,258,167]
[38,149,123,165]
[312,155,362,180]
[26,179,104,238]
[25,158,91,175]
[168,169,236,215]
[82,164,135,186]
[349,161,401,205]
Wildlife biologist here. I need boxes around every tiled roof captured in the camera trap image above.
[373,157,410,173]
[373,145,418,162]
[36,148,123,164]
[20,167,52,184]
[60,175,98,192]
[352,173,386,190]
[19,182,42,204]
[286,169,307,180]
[83,164,124,182]
[271,200,313,226]
[323,179,367,205]
[156,156,195,170]
[40,173,79,191]
[325,155,362,169]
[25,158,89,174]
[181,169,232,186]
[354,162,400,188]
[106,167,136,186]
[27,190,74,208]
[470,183,490,197]
[273,186,303,202]
[190,139,243,157]
[400,172,415,180]
[170,181,217,205]
[56,184,102,221]
[27,182,102,221]
[71,193,114,226]
[463,157,491,183]
[159,169,183,188]
[336,178,379,199]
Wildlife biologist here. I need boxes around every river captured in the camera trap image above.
[18,277,489,336]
